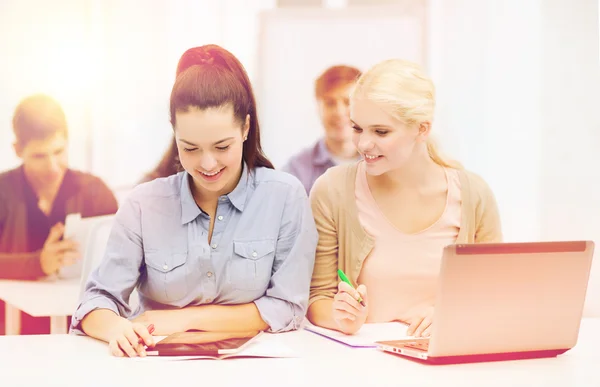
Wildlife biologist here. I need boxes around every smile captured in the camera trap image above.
[200,168,223,176]
[363,154,383,164]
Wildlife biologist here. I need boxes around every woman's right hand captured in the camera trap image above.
[107,317,155,357]
[332,281,369,335]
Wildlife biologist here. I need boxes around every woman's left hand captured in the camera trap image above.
[405,305,434,337]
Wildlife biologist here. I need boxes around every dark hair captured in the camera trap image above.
[170,44,274,170]
[12,94,68,146]
[140,137,180,183]
[315,65,362,99]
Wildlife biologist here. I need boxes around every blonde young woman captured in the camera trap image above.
[307,59,502,337]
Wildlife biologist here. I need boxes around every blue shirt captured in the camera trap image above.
[71,164,318,333]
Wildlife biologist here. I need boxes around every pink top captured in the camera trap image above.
[355,161,462,323]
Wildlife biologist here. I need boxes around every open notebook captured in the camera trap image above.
[304,322,414,348]
[142,331,296,360]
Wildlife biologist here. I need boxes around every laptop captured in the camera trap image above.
[376,240,595,365]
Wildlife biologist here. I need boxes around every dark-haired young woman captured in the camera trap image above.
[71,45,318,357]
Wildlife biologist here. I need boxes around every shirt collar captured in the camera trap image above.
[180,173,202,225]
[226,162,250,212]
[180,163,251,225]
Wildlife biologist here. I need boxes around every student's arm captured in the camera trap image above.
[73,196,143,339]
[306,173,342,329]
[0,195,73,280]
[473,175,503,243]
[132,303,269,335]
[250,183,318,332]
[0,193,43,279]
[0,251,45,280]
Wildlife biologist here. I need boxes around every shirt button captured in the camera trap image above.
[207,272,213,277]
[252,251,257,258]
[217,215,223,221]
[219,197,226,201]
[163,264,169,270]
[211,244,218,249]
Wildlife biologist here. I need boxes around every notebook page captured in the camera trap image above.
[226,334,297,358]
[305,322,414,348]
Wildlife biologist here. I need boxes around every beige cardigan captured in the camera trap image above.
[308,162,503,306]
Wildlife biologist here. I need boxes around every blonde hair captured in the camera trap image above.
[352,59,460,169]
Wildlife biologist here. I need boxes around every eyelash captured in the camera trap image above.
[351,126,388,136]
[183,145,230,152]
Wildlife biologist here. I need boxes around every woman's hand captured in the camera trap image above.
[405,305,434,337]
[106,317,155,357]
[332,281,369,335]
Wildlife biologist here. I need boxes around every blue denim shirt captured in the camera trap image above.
[71,164,318,333]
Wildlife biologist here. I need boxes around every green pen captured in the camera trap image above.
[337,269,365,306]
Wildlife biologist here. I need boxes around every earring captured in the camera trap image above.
[244,136,247,141]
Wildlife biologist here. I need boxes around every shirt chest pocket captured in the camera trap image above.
[228,239,276,291]
[144,250,189,303]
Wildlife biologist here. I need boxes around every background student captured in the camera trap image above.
[282,65,362,194]
[0,94,118,334]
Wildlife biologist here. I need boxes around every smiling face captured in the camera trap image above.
[15,132,69,189]
[174,105,249,197]
[350,95,429,177]
[317,82,355,144]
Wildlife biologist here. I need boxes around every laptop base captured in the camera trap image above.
[380,348,568,365]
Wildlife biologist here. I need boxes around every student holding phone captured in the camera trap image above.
[307,59,502,338]
[72,45,318,357]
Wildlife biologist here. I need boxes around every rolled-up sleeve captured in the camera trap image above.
[253,186,318,333]
[70,196,144,335]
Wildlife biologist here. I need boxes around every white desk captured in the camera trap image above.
[0,278,80,335]
[0,319,598,387]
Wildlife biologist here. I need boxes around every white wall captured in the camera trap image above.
[0,0,92,171]
[538,0,600,316]
[0,0,275,189]
[428,0,599,316]
[428,0,544,244]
